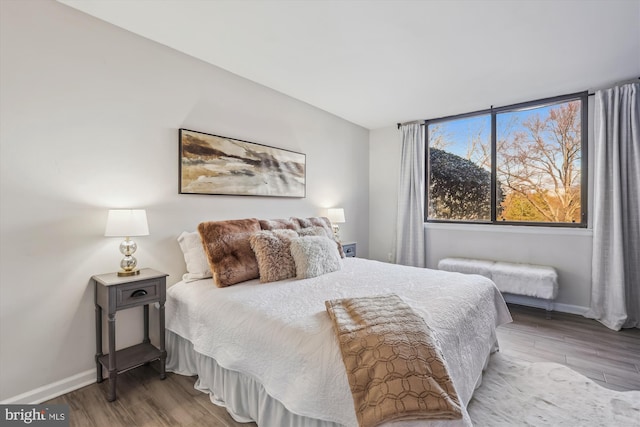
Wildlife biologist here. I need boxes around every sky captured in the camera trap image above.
[428,103,562,163]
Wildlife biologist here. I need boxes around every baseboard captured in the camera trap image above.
[0,369,95,404]
[503,294,589,316]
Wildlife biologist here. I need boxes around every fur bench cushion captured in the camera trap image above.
[492,261,558,299]
[438,257,558,300]
[437,258,494,279]
[198,218,262,287]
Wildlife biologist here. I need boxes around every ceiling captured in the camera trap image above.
[57,0,640,130]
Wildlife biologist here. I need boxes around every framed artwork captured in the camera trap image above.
[179,128,306,198]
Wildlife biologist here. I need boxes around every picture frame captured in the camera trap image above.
[179,128,306,198]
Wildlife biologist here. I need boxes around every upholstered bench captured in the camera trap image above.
[438,257,558,315]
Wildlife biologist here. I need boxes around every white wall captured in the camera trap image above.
[369,100,595,312]
[0,0,369,402]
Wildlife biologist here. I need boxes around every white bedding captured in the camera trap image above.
[166,258,512,427]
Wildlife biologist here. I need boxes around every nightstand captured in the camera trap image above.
[343,242,356,258]
[93,268,168,401]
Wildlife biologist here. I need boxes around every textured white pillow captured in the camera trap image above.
[298,226,345,258]
[290,236,342,279]
[177,231,212,282]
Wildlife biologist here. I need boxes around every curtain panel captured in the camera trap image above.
[587,82,640,330]
[395,123,426,268]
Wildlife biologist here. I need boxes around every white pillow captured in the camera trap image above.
[177,231,212,282]
[290,236,342,279]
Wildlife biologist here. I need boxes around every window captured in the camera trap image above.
[426,92,587,227]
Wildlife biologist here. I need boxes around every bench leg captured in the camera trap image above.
[545,300,553,319]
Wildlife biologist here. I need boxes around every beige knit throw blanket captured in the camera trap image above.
[325,294,462,427]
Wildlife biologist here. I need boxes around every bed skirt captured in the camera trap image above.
[166,330,343,426]
[166,330,497,426]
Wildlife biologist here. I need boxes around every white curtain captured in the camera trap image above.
[395,123,426,267]
[587,82,640,330]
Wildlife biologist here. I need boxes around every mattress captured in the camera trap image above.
[165,258,512,427]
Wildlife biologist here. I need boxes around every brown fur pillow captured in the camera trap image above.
[259,218,301,231]
[249,229,298,283]
[296,216,332,230]
[197,218,261,287]
[298,225,331,237]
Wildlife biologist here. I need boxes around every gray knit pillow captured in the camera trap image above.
[290,236,342,279]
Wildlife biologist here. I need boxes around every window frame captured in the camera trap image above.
[424,91,588,228]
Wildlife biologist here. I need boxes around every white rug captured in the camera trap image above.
[467,352,640,426]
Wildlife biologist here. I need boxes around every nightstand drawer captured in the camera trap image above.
[116,280,160,308]
[343,242,356,258]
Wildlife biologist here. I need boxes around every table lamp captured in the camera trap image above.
[327,208,346,241]
[104,209,149,276]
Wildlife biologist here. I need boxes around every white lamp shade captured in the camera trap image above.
[327,208,346,224]
[104,209,149,237]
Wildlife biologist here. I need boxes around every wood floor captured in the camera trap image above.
[497,304,640,392]
[46,304,640,427]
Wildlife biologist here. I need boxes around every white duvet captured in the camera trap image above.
[166,258,512,427]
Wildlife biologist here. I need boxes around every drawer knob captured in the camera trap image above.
[131,289,148,298]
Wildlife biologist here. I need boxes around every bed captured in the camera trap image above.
[166,217,512,427]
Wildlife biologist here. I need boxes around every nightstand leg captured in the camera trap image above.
[95,302,103,383]
[159,301,166,380]
[143,304,150,344]
[107,312,117,402]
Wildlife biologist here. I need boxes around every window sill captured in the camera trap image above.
[424,221,593,237]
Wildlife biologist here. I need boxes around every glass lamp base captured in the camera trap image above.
[118,246,138,277]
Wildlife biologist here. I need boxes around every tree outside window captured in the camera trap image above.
[426,93,587,227]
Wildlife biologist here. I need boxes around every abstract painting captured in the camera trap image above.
[179,129,306,197]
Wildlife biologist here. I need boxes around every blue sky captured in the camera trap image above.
[430,104,557,161]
